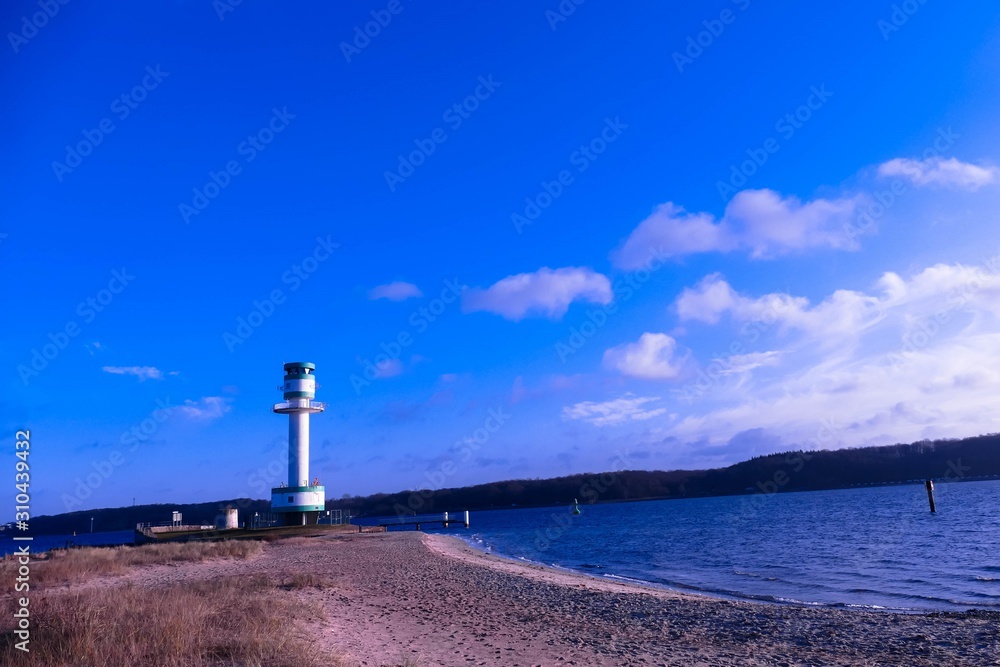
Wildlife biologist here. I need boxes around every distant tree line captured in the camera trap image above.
[22,434,1000,534]
[24,498,271,537]
[328,434,1000,517]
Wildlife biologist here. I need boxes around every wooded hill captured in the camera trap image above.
[329,434,1000,517]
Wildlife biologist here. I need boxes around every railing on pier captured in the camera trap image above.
[248,509,348,529]
[370,510,470,531]
[135,521,214,536]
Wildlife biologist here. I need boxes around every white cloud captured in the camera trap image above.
[666,333,1000,452]
[368,281,423,301]
[725,189,861,259]
[675,273,883,342]
[603,333,686,380]
[563,394,667,426]
[463,266,612,320]
[714,351,782,375]
[674,273,744,324]
[678,262,1000,345]
[611,203,735,268]
[102,366,174,381]
[878,157,998,191]
[177,396,230,420]
[662,258,1000,452]
[612,189,863,268]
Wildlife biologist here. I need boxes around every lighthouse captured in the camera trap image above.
[270,362,325,526]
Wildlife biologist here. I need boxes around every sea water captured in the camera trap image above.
[0,529,135,557]
[424,479,1000,612]
[8,481,999,611]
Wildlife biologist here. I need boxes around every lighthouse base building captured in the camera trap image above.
[270,362,326,526]
[270,486,325,526]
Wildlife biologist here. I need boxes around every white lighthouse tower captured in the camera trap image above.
[270,362,325,526]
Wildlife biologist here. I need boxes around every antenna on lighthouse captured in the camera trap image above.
[269,362,326,526]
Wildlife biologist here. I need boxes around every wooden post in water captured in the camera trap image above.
[925,479,936,513]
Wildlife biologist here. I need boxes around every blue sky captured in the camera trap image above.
[4,1,1000,518]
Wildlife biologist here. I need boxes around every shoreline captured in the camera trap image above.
[426,533,949,615]
[423,532,706,602]
[18,532,1000,665]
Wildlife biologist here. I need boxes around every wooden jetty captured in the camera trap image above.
[374,510,470,531]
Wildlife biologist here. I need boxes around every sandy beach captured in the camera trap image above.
[65,531,998,666]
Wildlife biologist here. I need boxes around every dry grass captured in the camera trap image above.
[0,540,263,586]
[0,540,356,665]
[270,536,321,547]
[0,575,327,666]
[280,572,336,590]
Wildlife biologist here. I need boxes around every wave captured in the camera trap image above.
[468,538,1000,612]
[449,479,1000,613]
[602,573,654,586]
[478,544,1000,612]
[605,573,854,609]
